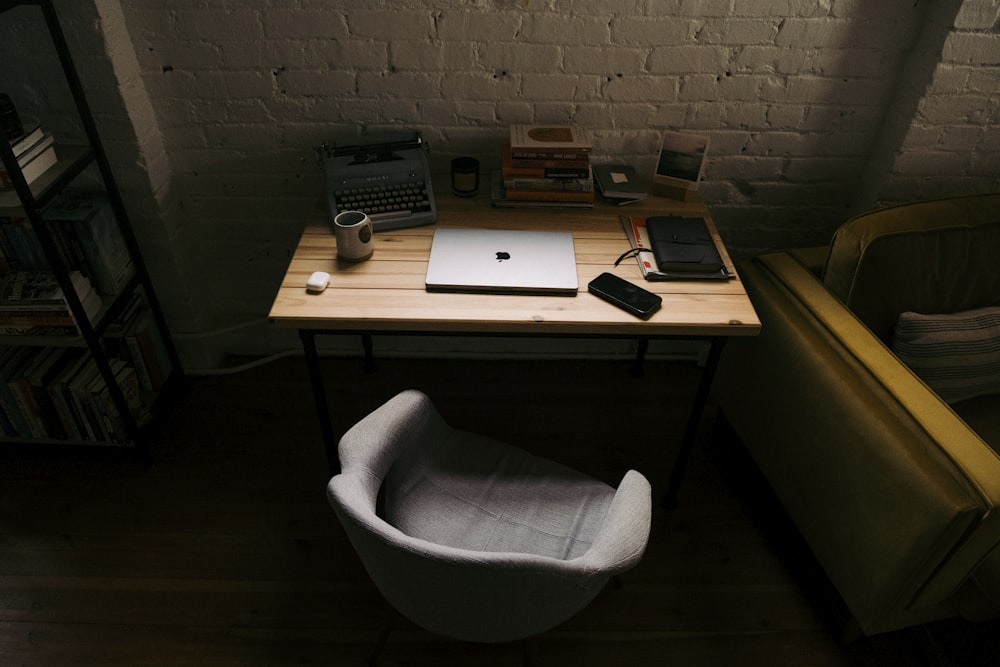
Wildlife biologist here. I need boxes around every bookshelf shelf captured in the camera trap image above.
[0,0,181,451]
[0,145,95,214]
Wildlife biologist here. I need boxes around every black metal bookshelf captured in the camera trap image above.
[0,0,182,451]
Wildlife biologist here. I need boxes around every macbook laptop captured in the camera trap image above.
[425,228,579,295]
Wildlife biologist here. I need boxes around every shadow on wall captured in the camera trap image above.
[708,0,967,258]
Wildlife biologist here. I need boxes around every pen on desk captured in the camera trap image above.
[617,198,643,206]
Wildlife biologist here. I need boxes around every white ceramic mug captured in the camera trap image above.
[334,210,374,262]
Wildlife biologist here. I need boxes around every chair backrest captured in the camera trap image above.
[327,390,651,643]
[821,194,1000,343]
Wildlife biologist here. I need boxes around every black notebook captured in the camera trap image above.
[645,216,724,273]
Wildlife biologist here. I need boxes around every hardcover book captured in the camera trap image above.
[0,142,58,190]
[0,270,103,335]
[11,132,54,166]
[0,270,91,306]
[509,124,591,160]
[500,144,590,179]
[43,190,136,296]
[503,175,593,192]
[491,171,594,209]
[8,123,44,157]
[593,164,647,201]
[502,187,594,203]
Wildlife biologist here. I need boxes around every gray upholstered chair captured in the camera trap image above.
[326,389,651,660]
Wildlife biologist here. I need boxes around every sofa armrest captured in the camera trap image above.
[786,245,828,277]
[714,252,1000,633]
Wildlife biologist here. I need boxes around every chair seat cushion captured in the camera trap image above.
[385,428,616,561]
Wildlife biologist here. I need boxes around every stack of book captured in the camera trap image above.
[1,123,58,191]
[0,270,103,336]
[493,124,594,207]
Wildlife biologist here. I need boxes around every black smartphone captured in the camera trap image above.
[588,272,662,319]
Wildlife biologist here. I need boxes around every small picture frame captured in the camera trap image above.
[652,130,709,200]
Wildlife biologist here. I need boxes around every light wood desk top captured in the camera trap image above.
[269,190,760,338]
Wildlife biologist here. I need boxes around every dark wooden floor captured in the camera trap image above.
[2,352,999,665]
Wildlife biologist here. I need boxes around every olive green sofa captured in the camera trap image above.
[713,194,1000,635]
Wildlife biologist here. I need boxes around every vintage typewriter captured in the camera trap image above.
[317,129,437,232]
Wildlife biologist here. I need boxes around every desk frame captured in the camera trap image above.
[270,190,759,507]
[300,328,725,507]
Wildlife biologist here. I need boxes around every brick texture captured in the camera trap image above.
[1,0,997,363]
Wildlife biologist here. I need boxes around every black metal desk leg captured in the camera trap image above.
[300,329,339,476]
[362,333,377,372]
[631,337,649,377]
[662,336,727,509]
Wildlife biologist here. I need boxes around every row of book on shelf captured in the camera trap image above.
[0,188,135,336]
[0,270,102,336]
[0,289,171,443]
[2,122,58,191]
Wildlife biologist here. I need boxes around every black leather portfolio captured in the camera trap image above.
[645,216,724,273]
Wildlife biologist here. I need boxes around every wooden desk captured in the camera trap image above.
[269,190,760,505]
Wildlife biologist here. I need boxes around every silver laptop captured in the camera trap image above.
[425,228,579,295]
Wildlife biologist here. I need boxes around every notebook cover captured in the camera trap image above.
[645,216,724,273]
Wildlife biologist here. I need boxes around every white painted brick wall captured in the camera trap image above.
[1,0,996,365]
[878,3,1000,204]
[954,0,1000,29]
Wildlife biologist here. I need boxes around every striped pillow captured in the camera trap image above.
[891,306,1000,404]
